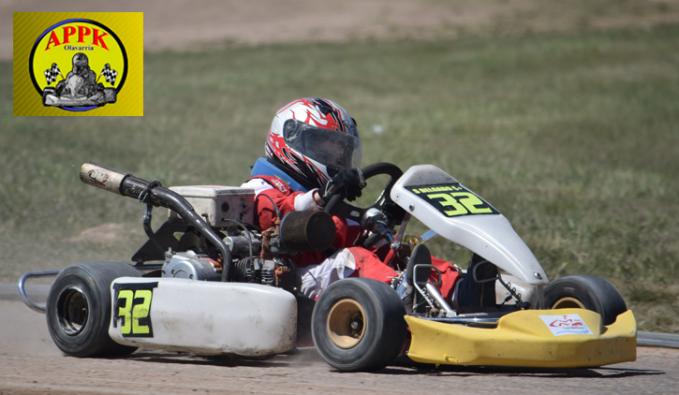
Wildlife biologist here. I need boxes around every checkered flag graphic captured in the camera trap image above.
[44,63,61,85]
[101,64,117,85]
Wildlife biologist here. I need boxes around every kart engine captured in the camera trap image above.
[159,197,335,290]
[161,250,221,281]
[79,165,336,287]
[160,248,293,287]
[141,183,336,288]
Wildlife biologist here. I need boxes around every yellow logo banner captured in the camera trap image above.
[13,12,144,116]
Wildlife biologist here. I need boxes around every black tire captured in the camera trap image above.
[46,262,141,357]
[542,275,627,326]
[311,278,407,372]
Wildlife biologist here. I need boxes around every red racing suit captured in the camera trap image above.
[242,175,459,300]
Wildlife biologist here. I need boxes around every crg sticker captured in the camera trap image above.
[540,314,593,336]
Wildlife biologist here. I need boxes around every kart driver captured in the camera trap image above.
[242,97,459,301]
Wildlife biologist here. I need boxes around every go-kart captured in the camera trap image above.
[18,162,636,372]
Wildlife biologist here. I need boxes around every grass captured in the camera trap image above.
[1,24,678,331]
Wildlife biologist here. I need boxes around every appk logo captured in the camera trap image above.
[31,19,127,111]
[14,13,143,116]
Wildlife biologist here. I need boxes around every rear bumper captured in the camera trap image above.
[405,308,636,368]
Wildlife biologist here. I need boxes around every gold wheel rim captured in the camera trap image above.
[552,296,586,309]
[326,298,367,349]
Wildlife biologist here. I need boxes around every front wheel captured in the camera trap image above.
[542,275,627,326]
[46,262,141,357]
[311,278,407,372]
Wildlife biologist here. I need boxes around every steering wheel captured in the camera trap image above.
[323,162,406,226]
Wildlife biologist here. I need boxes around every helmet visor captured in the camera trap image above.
[283,120,362,171]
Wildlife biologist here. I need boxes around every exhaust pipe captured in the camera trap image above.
[79,163,128,194]
[79,163,234,281]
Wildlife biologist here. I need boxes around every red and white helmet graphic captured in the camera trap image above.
[265,97,362,189]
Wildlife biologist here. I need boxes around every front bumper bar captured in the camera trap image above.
[405,308,636,368]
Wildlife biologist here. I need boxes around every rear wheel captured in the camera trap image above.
[47,262,141,357]
[311,278,407,371]
[542,275,627,326]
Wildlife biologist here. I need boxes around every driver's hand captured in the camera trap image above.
[323,168,365,202]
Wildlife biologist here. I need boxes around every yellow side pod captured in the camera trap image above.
[406,308,636,368]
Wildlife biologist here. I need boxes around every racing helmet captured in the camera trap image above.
[265,97,362,190]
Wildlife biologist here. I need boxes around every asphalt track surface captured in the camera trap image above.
[0,285,677,395]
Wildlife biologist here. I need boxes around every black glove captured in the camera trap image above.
[323,168,365,202]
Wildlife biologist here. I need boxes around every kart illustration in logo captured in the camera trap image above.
[29,19,127,112]
[42,53,117,108]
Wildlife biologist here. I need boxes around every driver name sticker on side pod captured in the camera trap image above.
[539,314,593,336]
[406,183,499,217]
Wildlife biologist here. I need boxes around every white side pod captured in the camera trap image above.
[109,277,297,356]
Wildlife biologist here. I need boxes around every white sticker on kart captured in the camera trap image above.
[540,314,593,336]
